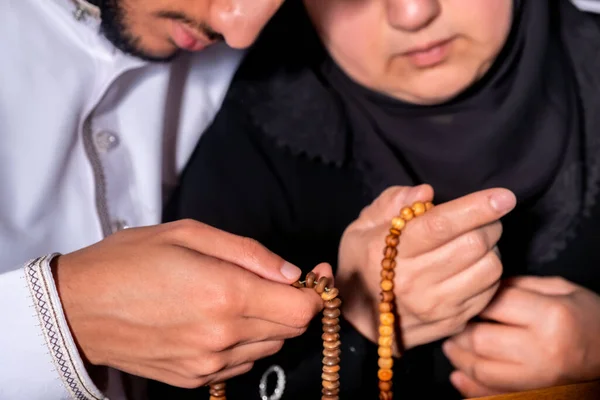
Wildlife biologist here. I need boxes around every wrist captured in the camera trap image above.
[51,255,108,390]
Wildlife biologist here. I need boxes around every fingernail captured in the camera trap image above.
[280,262,302,280]
[489,190,516,214]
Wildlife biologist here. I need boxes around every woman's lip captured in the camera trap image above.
[171,20,212,52]
[402,38,455,68]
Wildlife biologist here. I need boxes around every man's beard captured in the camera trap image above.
[99,0,178,62]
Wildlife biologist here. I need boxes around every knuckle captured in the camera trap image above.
[413,298,441,322]
[423,214,453,241]
[288,303,316,329]
[394,270,414,295]
[439,314,467,336]
[170,219,199,236]
[238,237,266,265]
[201,355,228,376]
[463,231,489,258]
[210,330,237,352]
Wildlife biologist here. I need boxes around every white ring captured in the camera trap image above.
[258,365,286,400]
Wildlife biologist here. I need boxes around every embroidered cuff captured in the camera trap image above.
[24,254,107,400]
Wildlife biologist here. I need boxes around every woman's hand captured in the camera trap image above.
[337,185,516,351]
[444,276,600,397]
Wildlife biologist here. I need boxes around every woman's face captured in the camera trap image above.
[305,0,513,104]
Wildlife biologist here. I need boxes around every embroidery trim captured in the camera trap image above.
[25,255,105,400]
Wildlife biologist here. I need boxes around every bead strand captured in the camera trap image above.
[378,201,433,400]
[208,382,226,399]
[208,272,342,400]
[305,272,342,400]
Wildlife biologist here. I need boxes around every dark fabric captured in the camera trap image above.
[151,1,600,399]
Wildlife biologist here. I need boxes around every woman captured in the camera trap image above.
[153,0,600,398]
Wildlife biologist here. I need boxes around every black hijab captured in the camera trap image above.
[320,0,582,271]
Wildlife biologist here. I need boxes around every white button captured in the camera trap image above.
[94,130,120,152]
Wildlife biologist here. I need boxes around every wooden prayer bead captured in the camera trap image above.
[323,340,341,350]
[383,246,397,259]
[378,369,393,381]
[306,272,317,288]
[391,217,406,231]
[321,287,339,301]
[323,308,341,318]
[322,387,340,395]
[389,228,401,236]
[378,347,393,358]
[411,201,426,216]
[315,276,329,294]
[378,357,393,369]
[378,335,394,347]
[381,269,395,280]
[425,201,434,210]
[322,317,340,325]
[322,332,340,342]
[381,291,394,302]
[400,206,414,221]
[385,234,400,247]
[380,279,393,291]
[322,372,340,381]
[380,312,395,325]
[322,380,340,390]
[379,390,393,400]
[323,348,341,358]
[379,325,393,336]
[379,380,393,391]
[292,280,304,288]
[323,356,341,366]
[381,258,396,270]
[325,298,342,308]
[323,324,341,333]
[323,365,340,373]
[379,302,392,313]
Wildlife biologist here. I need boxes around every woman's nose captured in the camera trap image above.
[386,0,441,32]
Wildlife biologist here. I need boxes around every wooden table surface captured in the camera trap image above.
[470,380,600,400]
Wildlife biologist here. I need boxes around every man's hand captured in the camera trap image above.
[52,220,330,388]
[443,276,600,398]
[337,185,515,351]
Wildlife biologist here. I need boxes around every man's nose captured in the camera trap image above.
[211,0,283,49]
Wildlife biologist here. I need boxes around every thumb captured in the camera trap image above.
[361,184,435,228]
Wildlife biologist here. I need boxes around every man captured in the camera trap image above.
[0,1,329,399]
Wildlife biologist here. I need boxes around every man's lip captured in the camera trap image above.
[171,20,213,51]
[402,37,455,56]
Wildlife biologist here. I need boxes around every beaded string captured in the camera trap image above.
[378,201,434,400]
[209,200,432,400]
[208,273,342,400]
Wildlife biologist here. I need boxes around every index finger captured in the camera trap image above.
[399,188,516,257]
[243,278,326,328]
[166,220,302,284]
